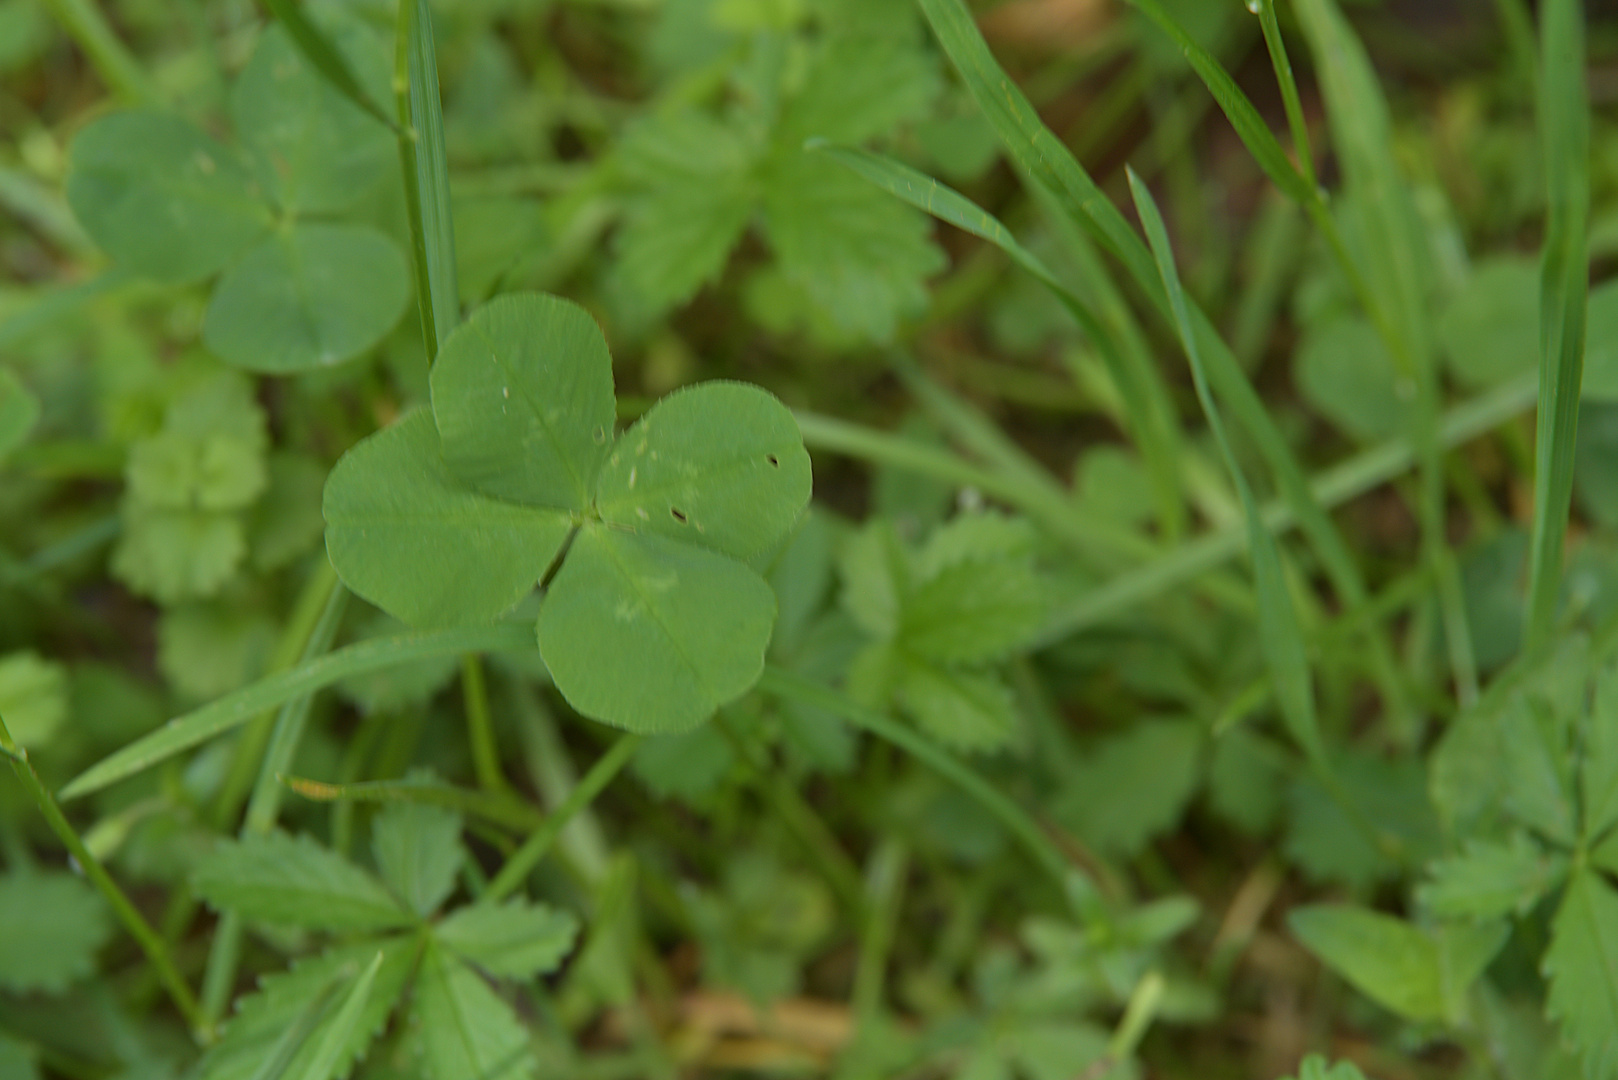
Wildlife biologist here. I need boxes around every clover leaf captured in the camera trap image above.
[64,11,405,375]
[323,292,812,733]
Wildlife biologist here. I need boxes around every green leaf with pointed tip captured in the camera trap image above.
[293,951,385,1080]
[232,16,392,215]
[429,292,616,510]
[595,381,811,559]
[1288,905,1444,1022]
[198,940,416,1080]
[900,558,1046,665]
[324,410,572,628]
[412,942,532,1080]
[203,223,408,373]
[435,900,579,979]
[1585,664,1618,842]
[1546,869,1618,1080]
[191,831,411,932]
[1417,833,1568,922]
[0,367,38,462]
[0,871,111,993]
[894,659,1017,753]
[66,111,271,283]
[372,802,463,918]
[538,527,776,733]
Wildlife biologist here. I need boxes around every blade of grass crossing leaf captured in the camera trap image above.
[1255,0,1316,190]
[1128,170,1325,769]
[815,143,1187,536]
[281,775,543,831]
[1524,0,1590,653]
[395,0,459,358]
[260,0,395,129]
[1125,0,1313,204]
[60,623,534,800]
[202,583,352,1027]
[292,952,385,1080]
[244,969,347,1080]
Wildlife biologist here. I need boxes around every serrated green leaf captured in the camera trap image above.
[596,381,811,559]
[1417,833,1568,922]
[913,511,1036,578]
[435,900,578,979]
[192,831,411,932]
[1284,750,1440,890]
[372,802,463,918]
[775,37,938,146]
[1437,256,1541,391]
[0,366,39,462]
[838,520,905,640]
[894,659,1017,752]
[537,527,776,733]
[112,506,247,603]
[761,156,943,342]
[323,409,572,628]
[0,651,68,749]
[233,16,392,214]
[1207,728,1286,836]
[0,871,111,993]
[1585,663,1618,841]
[1546,869,1618,1080]
[1289,905,1445,1022]
[128,431,268,511]
[429,292,616,510]
[202,224,408,373]
[200,940,416,1080]
[1294,315,1409,442]
[1056,718,1202,857]
[292,951,385,1080]
[614,112,757,312]
[900,559,1046,665]
[1436,918,1509,1017]
[1500,697,1579,847]
[412,942,532,1080]
[66,111,271,283]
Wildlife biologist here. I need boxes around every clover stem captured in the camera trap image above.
[483,732,643,904]
[461,653,510,795]
[0,711,205,1037]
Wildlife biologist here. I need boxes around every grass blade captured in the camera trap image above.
[1128,169,1325,769]
[292,952,385,1080]
[60,623,534,800]
[917,0,1410,726]
[1126,0,1313,204]
[259,0,395,129]
[395,0,459,359]
[1294,0,1477,705]
[1255,0,1316,190]
[814,143,1187,536]
[282,774,543,831]
[1524,0,1590,652]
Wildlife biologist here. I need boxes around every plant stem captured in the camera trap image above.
[852,838,908,1025]
[0,713,203,1035]
[39,0,159,105]
[461,654,509,795]
[757,668,1098,922]
[484,733,642,904]
[713,714,868,921]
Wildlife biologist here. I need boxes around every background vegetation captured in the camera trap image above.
[2,0,1618,1077]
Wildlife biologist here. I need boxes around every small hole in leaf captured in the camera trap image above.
[766,454,779,467]
[670,507,688,523]
[592,425,607,444]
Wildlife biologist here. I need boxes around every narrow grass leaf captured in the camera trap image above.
[1524,0,1590,651]
[259,0,395,129]
[60,623,534,800]
[1126,0,1313,204]
[1255,0,1316,190]
[814,143,1184,527]
[281,775,542,831]
[395,0,459,358]
[1129,170,1324,769]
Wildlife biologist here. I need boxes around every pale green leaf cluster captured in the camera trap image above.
[65,10,406,374]
[193,803,578,1080]
[839,513,1047,751]
[324,292,811,733]
[0,650,68,749]
[111,372,270,603]
[615,27,944,341]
